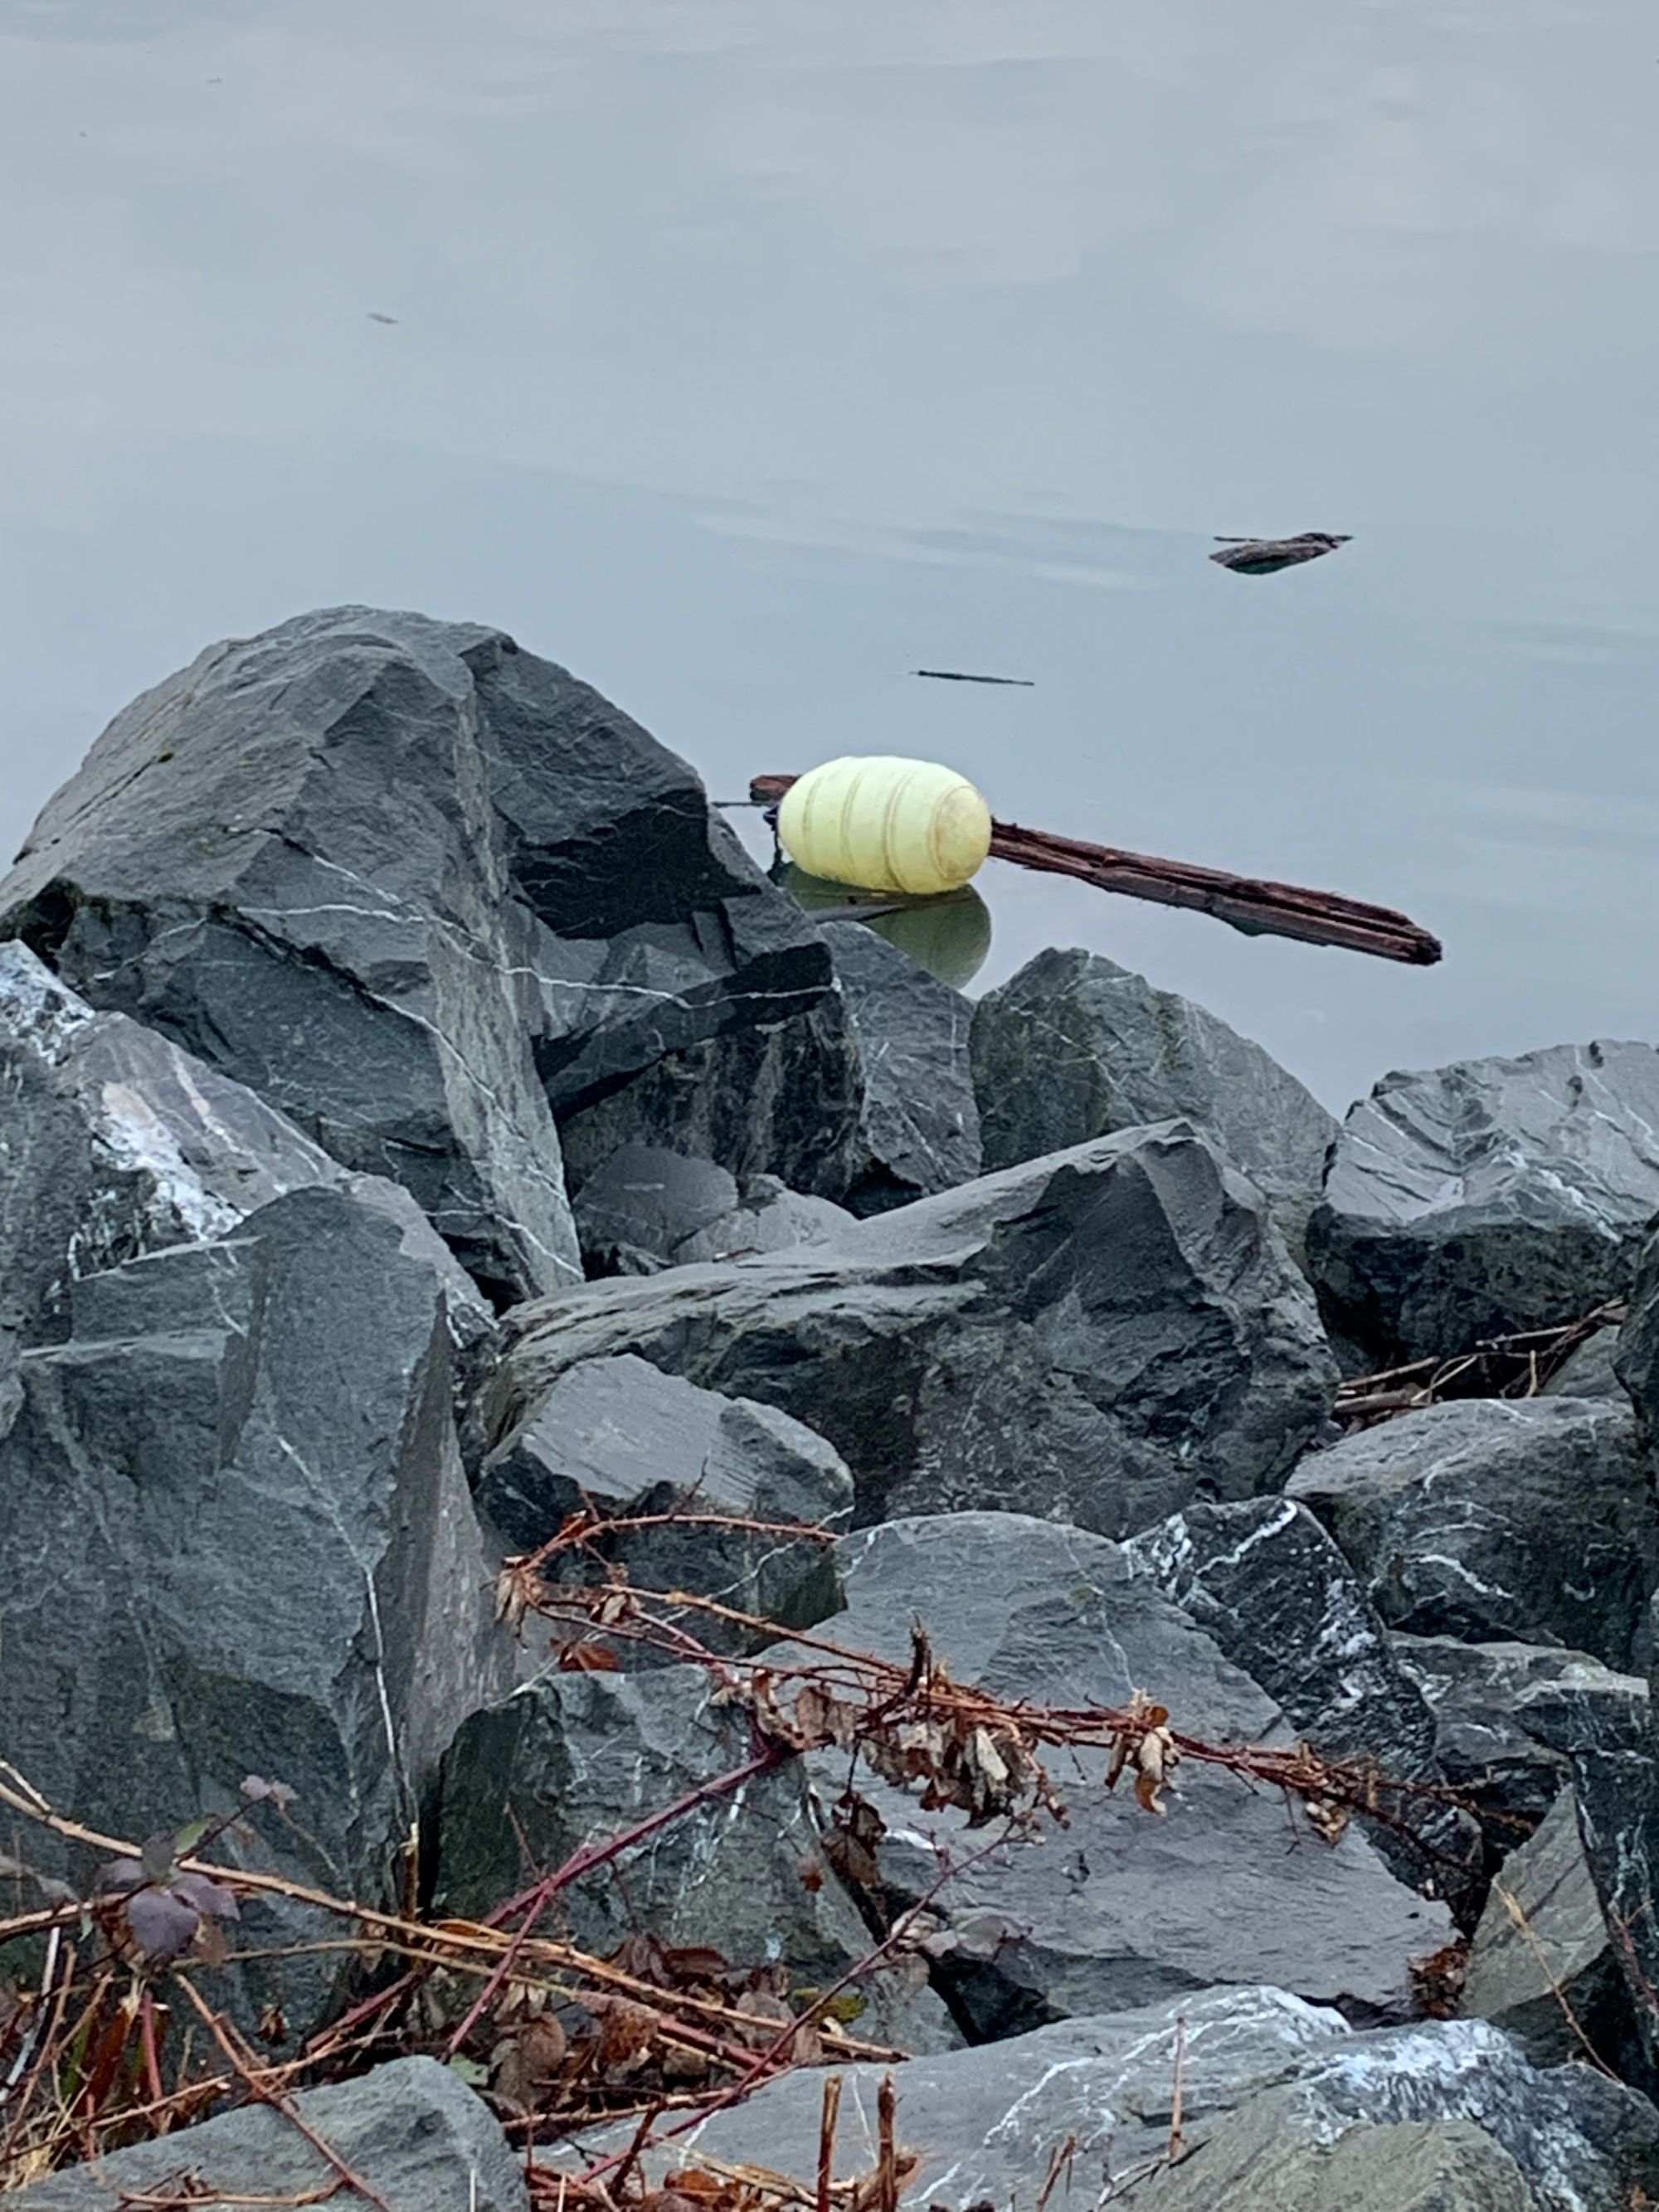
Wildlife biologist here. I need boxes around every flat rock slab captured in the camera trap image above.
[432,1663,956,2055]
[475,1351,851,1648]
[971,946,1335,1260]
[0,607,832,1300]
[800,1513,1452,2030]
[12,2058,525,2212]
[1285,1398,1659,1670]
[1462,1787,1631,2070]
[487,1123,1337,1540]
[0,939,487,1357]
[550,1988,1659,2212]
[1306,1039,1659,1363]
[0,1184,510,2038]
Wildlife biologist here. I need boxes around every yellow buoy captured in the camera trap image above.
[776,756,993,897]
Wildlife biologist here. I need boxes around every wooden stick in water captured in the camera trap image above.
[748,775,1442,966]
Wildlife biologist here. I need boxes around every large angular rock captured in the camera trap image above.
[432,1665,956,2054]
[12,2058,524,2212]
[1123,1496,1477,1908]
[0,939,488,1362]
[570,1143,852,1276]
[817,919,980,1214]
[487,1124,1339,1540]
[557,997,864,1207]
[1619,1224,1659,1440]
[971,947,1335,1258]
[1393,1634,1649,1854]
[1137,2109,1539,2212]
[1307,1040,1659,1364]
[1545,1676,1659,2078]
[546,1986,1349,2200]
[1462,1787,1634,2072]
[1165,2017,1659,2212]
[475,1353,852,1648]
[1285,1398,1658,1670]
[797,1513,1452,2032]
[0,1184,511,2035]
[0,607,833,1300]
[548,1988,1659,2212]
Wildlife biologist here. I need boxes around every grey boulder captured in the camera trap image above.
[474,1352,852,1649]
[10,2057,524,2212]
[547,1986,1347,2202]
[431,1664,956,2054]
[1462,1787,1634,2072]
[1285,1398,1659,1670]
[1124,1496,1477,1907]
[550,1987,1659,2212]
[818,918,980,1214]
[0,607,832,1301]
[487,1124,1339,1541]
[971,946,1335,1259]
[1393,1634,1649,1850]
[0,938,488,1359]
[570,1142,853,1276]
[799,1513,1452,2032]
[556,994,864,1208]
[0,1183,511,2037]
[1307,1040,1659,1363]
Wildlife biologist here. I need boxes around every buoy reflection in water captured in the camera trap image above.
[773,862,992,991]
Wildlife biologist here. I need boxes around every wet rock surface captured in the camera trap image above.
[0,937,489,1360]
[432,1664,957,2054]
[1307,1039,1659,1363]
[0,1183,510,2036]
[1461,1786,1634,2071]
[570,1141,853,1276]
[818,918,980,1213]
[11,2059,527,2212]
[972,946,1336,1259]
[795,1513,1453,2030]
[0,606,832,1300]
[489,1123,1338,1539]
[552,1986,1659,2212]
[1123,1496,1477,1905]
[474,1352,851,1646]
[1392,1633,1650,1853]
[1285,1397,1659,1670]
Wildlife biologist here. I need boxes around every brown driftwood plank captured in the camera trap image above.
[748,774,1442,967]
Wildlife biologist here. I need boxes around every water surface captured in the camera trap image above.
[3,1,1657,1109]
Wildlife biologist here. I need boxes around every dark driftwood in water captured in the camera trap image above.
[748,774,1442,966]
[912,668,1035,687]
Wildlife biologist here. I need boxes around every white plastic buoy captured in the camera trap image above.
[776,756,993,897]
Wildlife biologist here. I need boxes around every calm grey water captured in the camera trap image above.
[3,2,1657,1112]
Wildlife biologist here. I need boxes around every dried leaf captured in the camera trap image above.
[797,1855,825,1894]
[95,1856,145,1896]
[241,1775,297,1808]
[124,1887,201,1966]
[191,1915,231,1969]
[557,1641,622,1673]
[594,1996,657,2073]
[170,1871,240,1922]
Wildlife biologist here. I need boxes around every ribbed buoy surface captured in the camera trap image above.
[776,756,992,896]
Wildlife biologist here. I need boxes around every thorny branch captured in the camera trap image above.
[2,1498,1467,2204]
